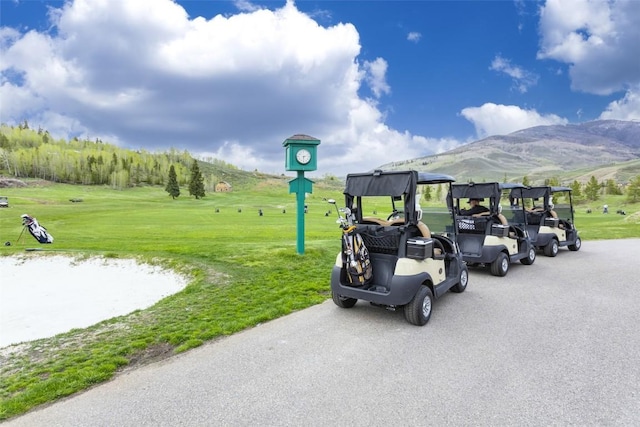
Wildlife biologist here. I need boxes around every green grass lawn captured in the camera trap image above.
[1,181,639,419]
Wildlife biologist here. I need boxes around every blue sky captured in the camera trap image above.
[1,0,639,176]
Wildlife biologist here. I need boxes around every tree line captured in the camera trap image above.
[0,123,234,194]
[529,175,640,204]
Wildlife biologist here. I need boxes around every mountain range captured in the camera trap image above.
[380,120,640,184]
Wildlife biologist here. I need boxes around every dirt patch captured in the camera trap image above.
[0,178,27,188]
[124,342,175,371]
[0,178,55,188]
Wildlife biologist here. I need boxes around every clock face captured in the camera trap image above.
[296,148,312,165]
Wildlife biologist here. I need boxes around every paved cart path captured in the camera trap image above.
[6,239,640,426]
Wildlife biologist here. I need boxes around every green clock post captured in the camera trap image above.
[283,134,320,254]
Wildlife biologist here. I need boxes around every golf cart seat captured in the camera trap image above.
[361,217,391,226]
[417,222,431,238]
[496,204,508,225]
[387,218,431,239]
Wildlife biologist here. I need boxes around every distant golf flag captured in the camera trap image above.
[21,214,54,244]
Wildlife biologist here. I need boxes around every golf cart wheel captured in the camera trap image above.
[544,239,559,257]
[520,246,536,265]
[332,291,357,308]
[490,252,509,277]
[404,285,433,326]
[450,264,469,293]
[568,237,581,251]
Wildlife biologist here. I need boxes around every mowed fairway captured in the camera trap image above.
[0,180,639,420]
[0,181,343,255]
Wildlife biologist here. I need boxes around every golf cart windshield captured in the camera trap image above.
[416,173,457,234]
[550,187,574,223]
[499,183,527,226]
[420,207,454,235]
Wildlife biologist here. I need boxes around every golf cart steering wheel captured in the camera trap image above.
[387,210,401,221]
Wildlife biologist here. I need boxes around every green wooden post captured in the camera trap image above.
[296,171,307,254]
[283,135,320,255]
[288,173,313,254]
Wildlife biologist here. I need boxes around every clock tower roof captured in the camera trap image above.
[282,134,320,147]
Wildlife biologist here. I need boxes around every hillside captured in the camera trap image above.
[0,124,343,192]
[381,120,640,184]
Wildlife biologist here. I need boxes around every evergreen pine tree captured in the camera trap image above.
[165,165,180,199]
[189,160,205,199]
[626,176,640,203]
[584,176,600,201]
[570,180,582,197]
[423,185,432,201]
[605,179,622,195]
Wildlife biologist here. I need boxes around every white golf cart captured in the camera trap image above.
[451,182,536,276]
[518,186,582,256]
[329,170,468,326]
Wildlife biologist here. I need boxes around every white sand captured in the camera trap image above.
[0,255,189,348]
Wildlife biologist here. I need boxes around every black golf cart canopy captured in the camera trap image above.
[345,170,456,197]
[451,182,501,200]
[344,170,455,225]
[345,170,418,198]
[519,186,550,200]
[519,186,573,199]
[416,172,456,185]
[499,183,526,190]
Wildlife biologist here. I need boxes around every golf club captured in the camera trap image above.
[327,199,351,229]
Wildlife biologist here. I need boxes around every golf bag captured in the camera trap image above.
[341,225,372,286]
[21,214,54,244]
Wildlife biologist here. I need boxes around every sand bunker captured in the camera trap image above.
[0,255,189,347]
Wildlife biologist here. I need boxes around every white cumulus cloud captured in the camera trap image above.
[537,0,640,95]
[599,86,640,121]
[0,0,437,176]
[460,103,568,138]
[363,57,391,99]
